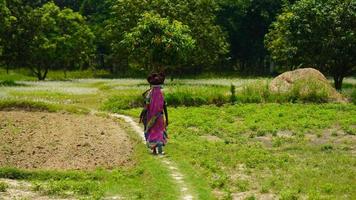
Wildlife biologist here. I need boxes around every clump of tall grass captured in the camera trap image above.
[289,79,331,103]
[0,181,8,192]
[237,79,333,103]
[237,81,271,103]
[101,94,143,112]
[0,80,25,86]
[230,84,237,104]
[33,180,103,198]
[351,89,356,104]
[102,85,230,111]
[0,99,56,111]
[0,99,89,114]
[49,69,111,80]
[164,85,228,107]
[102,78,344,112]
[0,68,36,81]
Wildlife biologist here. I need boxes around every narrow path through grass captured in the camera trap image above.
[110,113,195,200]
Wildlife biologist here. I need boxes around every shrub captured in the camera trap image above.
[165,85,228,107]
[0,80,24,86]
[0,167,32,179]
[289,79,330,103]
[246,195,256,200]
[230,84,237,104]
[321,144,333,152]
[40,180,103,197]
[237,81,268,103]
[279,189,299,200]
[351,88,356,104]
[0,182,8,192]
[101,95,142,112]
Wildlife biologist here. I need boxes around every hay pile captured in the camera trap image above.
[269,68,345,102]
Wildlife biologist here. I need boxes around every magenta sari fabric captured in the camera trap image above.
[146,86,166,146]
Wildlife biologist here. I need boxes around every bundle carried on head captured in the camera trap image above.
[147,72,165,85]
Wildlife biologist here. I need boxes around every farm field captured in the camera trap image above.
[1,0,355,199]
[0,76,355,199]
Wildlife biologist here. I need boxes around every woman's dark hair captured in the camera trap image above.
[147,72,165,85]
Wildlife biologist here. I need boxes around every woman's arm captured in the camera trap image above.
[163,101,168,127]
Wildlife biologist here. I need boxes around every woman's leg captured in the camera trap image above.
[157,142,163,154]
[152,148,157,155]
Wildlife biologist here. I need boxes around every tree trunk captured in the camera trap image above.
[64,65,67,78]
[36,68,48,81]
[42,68,49,80]
[269,58,274,75]
[170,71,174,81]
[99,53,104,69]
[6,65,9,74]
[37,71,45,80]
[333,75,344,91]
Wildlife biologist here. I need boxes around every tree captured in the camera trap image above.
[155,0,228,72]
[55,7,95,77]
[104,0,147,74]
[0,0,10,59]
[80,0,112,21]
[0,0,35,71]
[121,12,195,74]
[107,0,229,74]
[79,0,115,72]
[27,3,60,80]
[265,0,356,90]
[217,0,291,74]
[54,0,84,11]
[27,2,94,80]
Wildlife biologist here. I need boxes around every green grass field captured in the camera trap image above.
[0,69,355,199]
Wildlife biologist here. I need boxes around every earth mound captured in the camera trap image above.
[0,111,133,170]
[269,68,345,102]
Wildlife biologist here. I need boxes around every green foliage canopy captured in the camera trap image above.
[27,2,94,80]
[0,0,33,68]
[107,0,229,73]
[121,12,195,72]
[0,1,95,79]
[265,0,356,90]
[217,0,290,73]
[0,0,10,56]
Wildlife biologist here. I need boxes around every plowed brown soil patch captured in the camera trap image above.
[0,111,133,170]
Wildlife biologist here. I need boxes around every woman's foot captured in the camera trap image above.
[152,147,157,155]
[157,144,163,154]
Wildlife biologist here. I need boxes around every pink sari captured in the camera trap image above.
[145,86,166,148]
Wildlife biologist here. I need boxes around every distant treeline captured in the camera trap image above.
[0,0,355,89]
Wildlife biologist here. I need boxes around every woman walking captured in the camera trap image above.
[140,72,168,155]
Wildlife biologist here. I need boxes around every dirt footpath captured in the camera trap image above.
[0,111,133,170]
